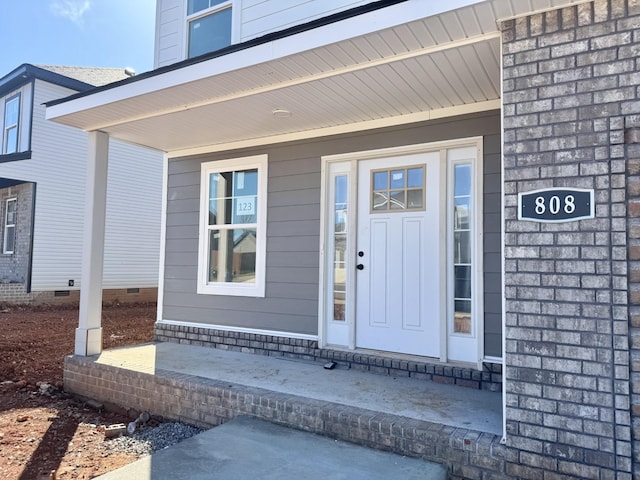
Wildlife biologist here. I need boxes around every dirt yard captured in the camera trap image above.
[0,302,156,480]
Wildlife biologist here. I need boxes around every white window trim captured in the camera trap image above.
[3,198,16,254]
[3,94,20,155]
[197,154,267,297]
[185,0,239,59]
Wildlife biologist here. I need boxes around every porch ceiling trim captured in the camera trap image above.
[170,99,501,157]
[82,32,501,134]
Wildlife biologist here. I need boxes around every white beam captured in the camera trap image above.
[75,131,109,356]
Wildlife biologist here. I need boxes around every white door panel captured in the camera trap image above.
[356,153,441,357]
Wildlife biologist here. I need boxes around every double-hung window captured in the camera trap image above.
[187,0,233,58]
[3,94,20,155]
[198,155,267,297]
[3,198,16,254]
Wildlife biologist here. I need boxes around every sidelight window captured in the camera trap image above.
[452,163,472,335]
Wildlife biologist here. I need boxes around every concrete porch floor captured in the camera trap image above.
[93,342,503,435]
[63,342,508,478]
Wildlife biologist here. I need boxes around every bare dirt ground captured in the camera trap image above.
[0,302,156,480]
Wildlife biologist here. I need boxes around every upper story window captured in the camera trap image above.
[3,94,20,155]
[187,0,232,58]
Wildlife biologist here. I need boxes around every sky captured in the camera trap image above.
[0,0,157,77]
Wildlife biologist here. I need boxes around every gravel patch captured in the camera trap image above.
[105,422,205,456]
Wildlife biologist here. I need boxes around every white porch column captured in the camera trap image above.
[75,131,109,356]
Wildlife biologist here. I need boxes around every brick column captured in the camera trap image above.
[501,1,636,479]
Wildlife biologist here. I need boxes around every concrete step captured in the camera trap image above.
[95,415,448,479]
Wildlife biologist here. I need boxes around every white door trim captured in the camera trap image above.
[319,137,484,364]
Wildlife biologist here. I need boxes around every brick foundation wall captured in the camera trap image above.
[502,1,635,478]
[154,323,502,392]
[0,183,34,285]
[64,354,509,479]
[0,287,157,305]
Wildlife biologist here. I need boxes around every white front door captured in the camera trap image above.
[355,152,442,357]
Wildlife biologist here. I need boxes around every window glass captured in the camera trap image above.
[188,0,226,15]
[208,228,256,283]
[333,175,348,321]
[3,96,19,155]
[3,198,16,254]
[370,165,424,212]
[207,167,258,284]
[188,7,232,57]
[199,155,266,297]
[208,169,258,226]
[407,168,423,188]
[452,163,472,334]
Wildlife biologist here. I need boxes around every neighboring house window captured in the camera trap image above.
[198,155,267,297]
[3,94,20,154]
[187,0,232,58]
[3,198,16,254]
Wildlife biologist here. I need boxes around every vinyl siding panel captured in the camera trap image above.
[154,0,377,67]
[163,111,501,346]
[155,0,185,68]
[0,79,163,292]
[241,0,374,41]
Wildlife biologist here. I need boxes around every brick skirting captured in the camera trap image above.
[63,354,508,480]
[0,287,157,305]
[154,323,503,392]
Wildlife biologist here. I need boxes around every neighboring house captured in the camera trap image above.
[45,0,640,478]
[0,65,162,303]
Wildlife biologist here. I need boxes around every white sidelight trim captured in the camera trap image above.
[76,131,109,356]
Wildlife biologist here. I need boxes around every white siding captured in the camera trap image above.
[155,0,185,68]
[0,79,163,291]
[154,0,376,68]
[240,0,372,40]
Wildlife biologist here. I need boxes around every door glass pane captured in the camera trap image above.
[454,300,472,334]
[454,198,470,229]
[333,175,348,321]
[389,190,405,210]
[208,228,256,283]
[407,189,423,209]
[372,191,387,211]
[373,171,388,190]
[454,164,471,196]
[370,165,425,212]
[390,170,405,189]
[407,167,423,188]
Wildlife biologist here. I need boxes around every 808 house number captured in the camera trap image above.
[518,187,594,223]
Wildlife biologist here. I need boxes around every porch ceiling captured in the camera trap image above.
[45,0,588,155]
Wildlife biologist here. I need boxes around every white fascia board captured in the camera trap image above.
[46,0,486,124]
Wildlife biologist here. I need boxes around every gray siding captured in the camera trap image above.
[483,134,503,358]
[163,111,502,343]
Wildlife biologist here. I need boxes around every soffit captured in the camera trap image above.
[45,0,589,154]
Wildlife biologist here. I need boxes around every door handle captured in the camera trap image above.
[356,264,364,270]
